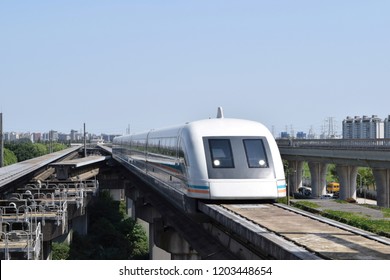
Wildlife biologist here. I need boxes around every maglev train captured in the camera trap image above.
[112,108,286,207]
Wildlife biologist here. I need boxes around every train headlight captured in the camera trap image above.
[214,160,221,166]
[259,160,266,166]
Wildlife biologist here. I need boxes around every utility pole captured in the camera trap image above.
[84,123,87,157]
[0,113,3,167]
[323,117,338,138]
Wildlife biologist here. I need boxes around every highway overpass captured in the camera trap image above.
[277,138,390,207]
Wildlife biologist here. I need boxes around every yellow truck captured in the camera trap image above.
[326,182,340,193]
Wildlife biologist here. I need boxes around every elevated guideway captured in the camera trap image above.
[200,202,390,260]
[5,144,384,260]
[50,155,109,180]
[107,144,390,259]
[277,139,390,207]
[277,139,390,167]
[0,145,106,260]
[0,146,81,190]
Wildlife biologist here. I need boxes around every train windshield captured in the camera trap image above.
[243,139,268,168]
[208,139,235,168]
[204,136,273,179]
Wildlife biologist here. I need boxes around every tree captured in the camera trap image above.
[357,167,375,189]
[3,148,18,166]
[33,143,48,156]
[68,192,149,260]
[52,242,70,260]
[50,143,67,152]
[4,141,66,162]
[121,219,148,259]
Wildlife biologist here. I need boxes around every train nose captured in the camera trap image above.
[208,180,284,199]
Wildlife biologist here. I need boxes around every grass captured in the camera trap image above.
[323,210,390,237]
[294,201,320,209]
[381,207,390,218]
[287,199,390,238]
[365,205,390,218]
[334,199,348,204]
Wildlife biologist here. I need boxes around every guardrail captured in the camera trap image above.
[276,139,390,150]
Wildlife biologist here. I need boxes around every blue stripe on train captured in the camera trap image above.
[188,184,210,190]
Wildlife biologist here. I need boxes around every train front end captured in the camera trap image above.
[184,118,286,200]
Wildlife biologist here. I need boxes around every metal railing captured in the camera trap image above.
[0,179,99,259]
[276,139,390,150]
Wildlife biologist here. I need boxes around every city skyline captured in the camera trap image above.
[2,114,339,139]
[1,1,389,137]
[4,113,390,141]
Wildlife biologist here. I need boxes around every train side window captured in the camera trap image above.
[243,139,268,168]
[209,139,235,168]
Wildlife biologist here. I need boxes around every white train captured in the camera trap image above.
[112,109,286,208]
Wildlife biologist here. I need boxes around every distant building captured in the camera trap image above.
[342,116,354,139]
[296,131,307,139]
[42,130,59,142]
[70,130,78,141]
[19,132,33,142]
[58,133,70,142]
[343,115,384,139]
[33,133,41,142]
[385,115,390,138]
[280,132,290,139]
[4,132,18,142]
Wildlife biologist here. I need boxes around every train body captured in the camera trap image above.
[112,114,286,206]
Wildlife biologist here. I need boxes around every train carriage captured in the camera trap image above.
[112,109,286,207]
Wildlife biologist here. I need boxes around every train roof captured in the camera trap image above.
[183,118,271,137]
[114,108,273,141]
[120,118,273,139]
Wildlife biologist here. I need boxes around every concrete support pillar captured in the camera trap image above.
[372,168,390,208]
[72,212,88,236]
[123,191,200,260]
[43,241,52,260]
[126,197,135,219]
[149,220,170,260]
[154,224,200,260]
[336,165,358,200]
[308,162,328,197]
[109,189,124,201]
[287,160,304,194]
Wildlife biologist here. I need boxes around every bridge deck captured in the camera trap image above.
[0,146,81,188]
[223,204,390,260]
[49,155,107,168]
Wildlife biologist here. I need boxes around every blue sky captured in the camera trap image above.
[1,1,389,136]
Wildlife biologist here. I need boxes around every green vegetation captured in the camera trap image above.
[323,210,390,237]
[382,208,390,218]
[357,167,375,188]
[52,242,70,260]
[66,191,148,260]
[3,148,17,165]
[276,196,292,205]
[327,164,338,183]
[334,199,348,204]
[294,201,320,209]
[289,200,390,238]
[3,140,67,165]
[365,205,390,218]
